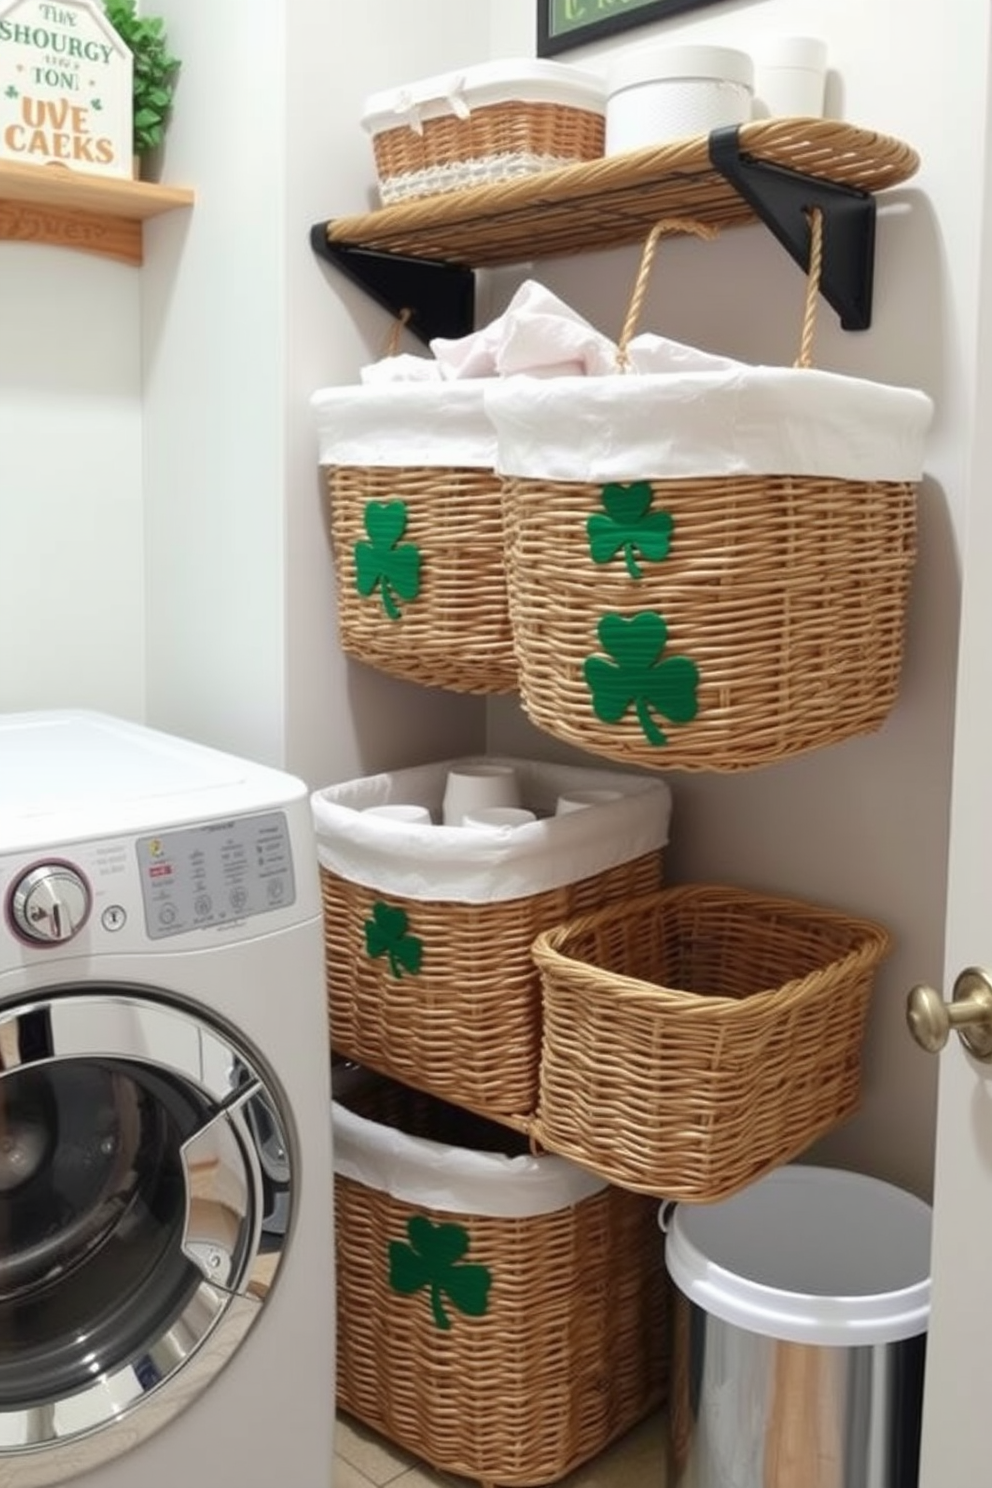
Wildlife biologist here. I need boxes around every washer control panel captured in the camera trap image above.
[136,811,296,940]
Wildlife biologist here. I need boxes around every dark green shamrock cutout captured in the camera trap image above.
[587,482,674,580]
[4,86,18,100]
[354,501,421,620]
[584,612,699,747]
[364,900,423,979]
[389,1215,491,1331]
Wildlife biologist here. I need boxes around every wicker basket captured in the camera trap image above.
[313,756,671,1129]
[362,60,606,205]
[312,382,515,695]
[530,884,892,1202]
[487,217,933,770]
[334,1070,668,1487]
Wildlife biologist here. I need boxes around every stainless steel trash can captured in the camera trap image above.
[664,1164,932,1488]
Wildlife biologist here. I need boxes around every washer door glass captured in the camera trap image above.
[0,993,293,1457]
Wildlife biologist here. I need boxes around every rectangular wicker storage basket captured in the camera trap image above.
[334,1068,668,1487]
[530,884,892,1203]
[484,219,934,771]
[312,381,515,696]
[313,757,671,1130]
[361,59,606,205]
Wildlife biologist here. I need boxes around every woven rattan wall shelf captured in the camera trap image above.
[0,159,194,265]
[311,117,919,343]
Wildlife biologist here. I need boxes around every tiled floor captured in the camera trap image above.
[333,1408,669,1488]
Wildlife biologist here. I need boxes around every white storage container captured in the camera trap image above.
[752,34,828,119]
[605,43,753,154]
[361,58,607,204]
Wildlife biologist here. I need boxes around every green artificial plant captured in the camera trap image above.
[103,0,181,158]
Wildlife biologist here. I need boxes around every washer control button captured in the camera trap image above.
[11,864,91,944]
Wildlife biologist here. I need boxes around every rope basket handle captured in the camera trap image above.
[794,205,824,370]
[616,217,718,371]
[380,305,413,358]
[616,207,825,371]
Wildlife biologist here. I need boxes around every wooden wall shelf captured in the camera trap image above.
[0,160,195,265]
[312,118,920,342]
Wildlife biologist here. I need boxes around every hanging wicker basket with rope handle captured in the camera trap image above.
[311,375,517,696]
[485,215,934,771]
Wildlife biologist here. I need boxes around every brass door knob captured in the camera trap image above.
[906,967,992,1061]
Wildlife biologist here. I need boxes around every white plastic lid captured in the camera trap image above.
[663,1165,932,1347]
[362,58,606,131]
[608,43,754,95]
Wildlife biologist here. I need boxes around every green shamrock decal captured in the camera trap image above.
[584,612,699,747]
[389,1215,491,1330]
[354,501,421,620]
[587,482,674,580]
[364,900,423,979]
[4,86,18,99]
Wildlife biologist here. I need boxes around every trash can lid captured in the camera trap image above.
[663,1164,932,1346]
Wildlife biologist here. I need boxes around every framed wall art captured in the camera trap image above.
[0,0,133,177]
[538,0,724,57]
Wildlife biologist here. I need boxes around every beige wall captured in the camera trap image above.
[140,0,488,783]
[0,223,144,717]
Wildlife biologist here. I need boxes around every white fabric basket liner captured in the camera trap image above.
[484,367,933,484]
[362,59,606,136]
[312,755,672,903]
[333,1098,606,1218]
[311,382,497,470]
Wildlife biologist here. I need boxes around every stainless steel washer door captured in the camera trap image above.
[0,991,294,1486]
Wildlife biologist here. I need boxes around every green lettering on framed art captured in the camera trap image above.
[538,0,723,56]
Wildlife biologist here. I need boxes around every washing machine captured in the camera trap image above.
[0,710,335,1488]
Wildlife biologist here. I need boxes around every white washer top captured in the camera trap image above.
[0,710,308,854]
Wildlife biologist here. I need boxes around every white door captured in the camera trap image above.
[915,30,992,1478]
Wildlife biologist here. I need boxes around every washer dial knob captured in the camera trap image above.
[11,864,91,944]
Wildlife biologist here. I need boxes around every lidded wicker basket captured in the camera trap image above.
[312,756,671,1129]
[361,59,606,205]
[334,1068,668,1487]
[530,883,892,1203]
[486,218,934,771]
[312,380,515,695]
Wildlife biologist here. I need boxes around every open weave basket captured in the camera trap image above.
[530,883,892,1203]
[335,1073,667,1488]
[491,216,930,770]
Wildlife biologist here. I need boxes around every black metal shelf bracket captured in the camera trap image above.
[309,224,475,346]
[708,126,876,331]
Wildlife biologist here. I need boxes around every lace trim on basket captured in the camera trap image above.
[379,152,585,203]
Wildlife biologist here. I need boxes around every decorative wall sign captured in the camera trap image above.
[538,0,725,57]
[0,0,132,177]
